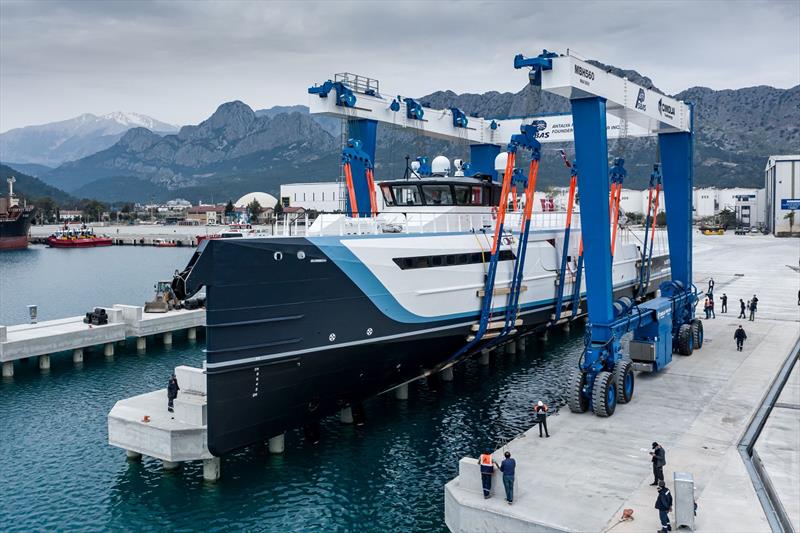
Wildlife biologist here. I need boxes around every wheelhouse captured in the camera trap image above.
[379,176,502,209]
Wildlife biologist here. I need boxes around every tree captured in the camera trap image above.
[717,208,737,229]
[34,197,58,224]
[656,212,667,227]
[785,210,796,236]
[247,199,263,223]
[82,199,107,222]
[120,202,134,221]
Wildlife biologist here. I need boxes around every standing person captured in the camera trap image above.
[708,277,715,296]
[721,293,728,314]
[649,442,666,486]
[498,451,516,505]
[734,325,747,351]
[709,296,716,319]
[478,451,495,499]
[534,400,550,438]
[750,294,759,321]
[738,298,747,319]
[167,373,180,413]
[655,480,673,533]
[703,298,711,319]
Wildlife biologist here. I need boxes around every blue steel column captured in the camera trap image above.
[571,97,614,325]
[347,119,378,216]
[658,124,694,288]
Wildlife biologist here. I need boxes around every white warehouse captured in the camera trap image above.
[280,182,341,212]
[765,155,800,236]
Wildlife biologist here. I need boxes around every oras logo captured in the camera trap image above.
[635,88,647,111]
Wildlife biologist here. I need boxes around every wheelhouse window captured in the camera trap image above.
[392,185,422,206]
[380,185,395,206]
[454,185,483,206]
[421,184,453,206]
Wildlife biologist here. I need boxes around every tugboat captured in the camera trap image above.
[172,155,672,456]
[0,177,34,251]
[47,224,113,247]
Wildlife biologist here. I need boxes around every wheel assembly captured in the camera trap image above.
[613,360,635,404]
[677,323,694,355]
[567,369,589,413]
[592,370,616,417]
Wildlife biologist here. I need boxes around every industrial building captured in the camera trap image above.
[765,155,800,236]
[280,182,341,212]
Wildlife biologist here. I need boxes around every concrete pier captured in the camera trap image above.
[72,348,83,364]
[440,366,454,382]
[268,433,285,454]
[103,342,114,359]
[203,457,221,482]
[136,337,146,352]
[478,350,490,366]
[445,234,800,533]
[395,383,409,400]
[340,407,354,424]
[2,361,13,377]
[163,332,173,346]
[187,327,197,341]
[38,354,50,371]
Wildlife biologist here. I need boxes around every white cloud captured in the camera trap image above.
[1,0,798,132]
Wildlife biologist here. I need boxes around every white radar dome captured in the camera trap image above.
[431,155,451,176]
[494,152,509,172]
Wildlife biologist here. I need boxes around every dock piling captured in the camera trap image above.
[478,350,490,366]
[395,383,409,400]
[187,327,197,341]
[136,337,146,352]
[506,341,517,355]
[72,349,84,365]
[203,457,221,482]
[440,366,454,382]
[2,361,13,378]
[162,460,180,470]
[268,433,285,454]
[340,407,354,424]
[39,354,50,371]
[125,450,141,461]
[104,343,114,359]
[163,332,173,346]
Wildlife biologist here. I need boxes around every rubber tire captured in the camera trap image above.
[677,323,694,356]
[567,369,589,413]
[592,371,616,417]
[691,319,704,349]
[613,360,635,404]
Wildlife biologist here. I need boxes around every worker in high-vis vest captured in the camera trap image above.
[478,451,495,498]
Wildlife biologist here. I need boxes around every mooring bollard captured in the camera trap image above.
[395,383,409,400]
[340,406,354,424]
[39,354,50,371]
[440,366,454,382]
[268,433,285,454]
[73,349,84,364]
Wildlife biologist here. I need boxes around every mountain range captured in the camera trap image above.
[4,61,798,204]
[0,112,178,167]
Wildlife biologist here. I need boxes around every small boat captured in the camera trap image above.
[153,239,177,247]
[47,225,113,248]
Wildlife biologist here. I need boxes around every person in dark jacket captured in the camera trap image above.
[655,480,673,532]
[709,296,716,319]
[167,374,180,412]
[738,298,746,319]
[498,451,516,504]
[707,277,714,295]
[734,325,747,351]
[749,294,759,321]
[649,442,666,485]
[721,293,728,313]
[534,400,550,438]
[703,298,711,319]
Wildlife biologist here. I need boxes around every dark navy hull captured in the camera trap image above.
[186,237,668,455]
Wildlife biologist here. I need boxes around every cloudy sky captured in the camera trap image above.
[1,0,798,132]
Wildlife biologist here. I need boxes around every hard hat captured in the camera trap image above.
[537,401,543,407]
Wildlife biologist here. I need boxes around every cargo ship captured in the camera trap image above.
[173,159,671,455]
[0,177,34,251]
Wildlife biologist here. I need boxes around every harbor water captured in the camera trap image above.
[1,245,581,532]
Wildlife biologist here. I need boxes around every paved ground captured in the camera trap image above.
[445,233,800,532]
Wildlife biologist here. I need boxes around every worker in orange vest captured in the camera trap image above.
[478,451,495,499]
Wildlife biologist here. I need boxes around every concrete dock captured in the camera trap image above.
[445,233,800,532]
[0,305,204,376]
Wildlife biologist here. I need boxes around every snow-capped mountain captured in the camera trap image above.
[0,112,178,167]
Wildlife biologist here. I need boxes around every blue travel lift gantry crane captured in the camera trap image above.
[515,50,703,417]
